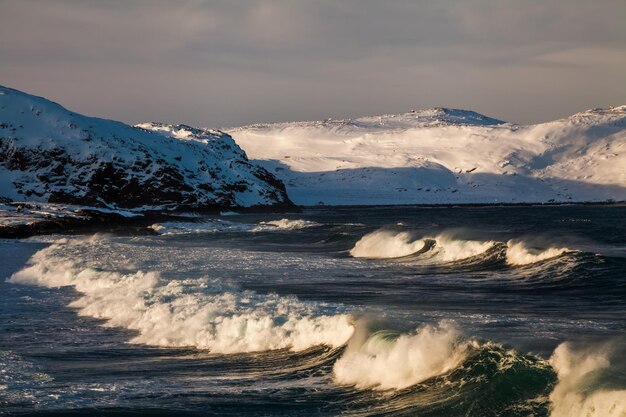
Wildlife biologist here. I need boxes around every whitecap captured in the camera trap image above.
[255,218,322,231]
[549,342,626,417]
[350,229,427,258]
[506,241,570,266]
[8,239,355,354]
[333,320,469,390]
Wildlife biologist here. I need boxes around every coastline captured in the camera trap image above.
[1,199,623,239]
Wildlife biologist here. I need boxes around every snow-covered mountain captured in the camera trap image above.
[226,107,626,205]
[0,86,292,211]
[3,84,622,210]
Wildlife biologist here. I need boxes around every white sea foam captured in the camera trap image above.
[256,218,321,230]
[149,219,254,235]
[8,239,354,354]
[350,229,494,261]
[432,234,496,262]
[549,342,626,417]
[506,241,570,266]
[333,321,469,390]
[350,230,427,258]
[219,211,240,216]
[350,228,576,266]
[150,218,321,235]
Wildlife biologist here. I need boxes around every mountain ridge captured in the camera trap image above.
[2,84,624,210]
[226,107,506,132]
[224,104,626,206]
[0,85,293,211]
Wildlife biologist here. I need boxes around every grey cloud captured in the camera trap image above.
[1,0,624,126]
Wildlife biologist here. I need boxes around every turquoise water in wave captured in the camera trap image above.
[1,205,625,416]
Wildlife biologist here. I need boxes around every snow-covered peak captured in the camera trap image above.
[557,105,626,126]
[228,107,505,135]
[0,86,292,210]
[348,108,505,129]
[0,85,147,149]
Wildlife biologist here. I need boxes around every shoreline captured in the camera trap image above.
[1,199,623,239]
[0,201,299,239]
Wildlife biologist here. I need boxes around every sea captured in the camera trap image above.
[1,205,625,416]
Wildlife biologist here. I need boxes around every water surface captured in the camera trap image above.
[1,205,625,416]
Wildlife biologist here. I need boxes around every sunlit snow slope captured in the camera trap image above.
[227,107,626,205]
[0,86,291,210]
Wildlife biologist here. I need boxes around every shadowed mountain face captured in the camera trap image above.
[0,86,292,211]
[226,107,626,205]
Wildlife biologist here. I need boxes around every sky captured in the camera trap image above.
[1,0,625,127]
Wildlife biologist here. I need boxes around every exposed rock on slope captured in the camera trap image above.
[226,107,626,205]
[0,201,145,238]
[0,86,292,211]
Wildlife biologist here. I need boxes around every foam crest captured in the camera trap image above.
[9,240,354,354]
[333,321,469,390]
[350,230,426,258]
[549,342,626,417]
[506,241,570,265]
[350,229,496,261]
[257,218,321,230]
[432,234,496,262]
[150,218,321,235]
[150,219,255,235]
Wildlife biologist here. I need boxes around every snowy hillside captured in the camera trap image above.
[0,86,292,211]
[226,107,626,205]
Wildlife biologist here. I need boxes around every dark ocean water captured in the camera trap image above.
[1,205,625,416]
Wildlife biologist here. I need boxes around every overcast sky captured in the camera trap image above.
[1,0,625,127]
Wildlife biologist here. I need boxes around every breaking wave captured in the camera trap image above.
[432,233,498,262]
[333,321,469,390]
[329,320,561,417]
[549,341,626,417]
[8,238,354,354]
[6,235,621,416]
[333,324,626,417]
[349,230,427,258]
[350,228,572,266]
[506,240,571,266]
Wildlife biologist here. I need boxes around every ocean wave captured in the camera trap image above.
[332,323,626,417]
[431,233,498,262]
[8,236,622,416]
[350,228,572,266]
[329,319,563,417]
[349,229,495,262]
[256,218,322,230]
[333,327,626,416]
[349,230,427,258]
[549,341,626,417]
[149,219,254,235]
[150,218,321,235]
[333,320,469,390]
[8,238,354,354]
[506,240,571,266]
